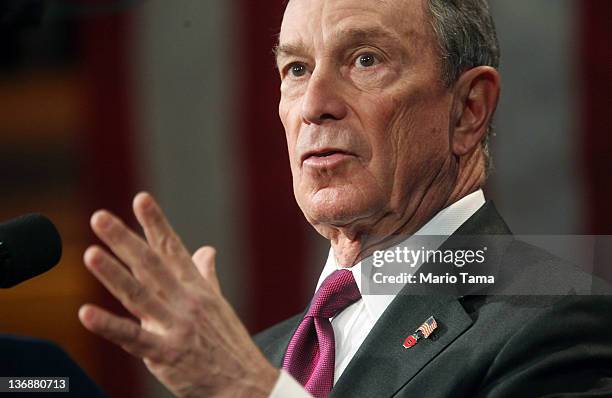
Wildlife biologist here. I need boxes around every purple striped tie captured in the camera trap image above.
[282,269,361,398]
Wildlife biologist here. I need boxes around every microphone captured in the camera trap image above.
[0,214,62,288]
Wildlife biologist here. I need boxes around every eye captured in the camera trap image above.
[355,53,380,68]
[286,62,308,78]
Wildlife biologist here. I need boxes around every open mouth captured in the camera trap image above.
[301,149,355,167]
[312,150,342,158]
[303,149,351,161]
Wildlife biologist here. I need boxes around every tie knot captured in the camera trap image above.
[308,269,361,318]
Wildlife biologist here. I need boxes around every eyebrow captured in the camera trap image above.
[274,27,402,65]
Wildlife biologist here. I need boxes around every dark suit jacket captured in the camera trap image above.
[254,202,612,397]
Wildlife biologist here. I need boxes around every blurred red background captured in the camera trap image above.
[0,1,610,396]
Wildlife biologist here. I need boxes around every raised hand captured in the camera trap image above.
[78,192,278,398]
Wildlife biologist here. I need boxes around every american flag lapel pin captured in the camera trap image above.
[403,316,438,349]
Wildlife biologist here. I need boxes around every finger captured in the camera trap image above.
[192,246,221,294]
[132,192,196,278]
[79,304,164,362]
[84,246,173,327]
[90,210,182,293]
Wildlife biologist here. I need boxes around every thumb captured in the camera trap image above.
[192,246,221,294]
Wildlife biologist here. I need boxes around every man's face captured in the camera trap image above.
[277,0,454,235]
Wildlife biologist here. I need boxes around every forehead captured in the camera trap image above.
[279,0,430,49]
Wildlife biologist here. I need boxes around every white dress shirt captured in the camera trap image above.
[269,190,486,397]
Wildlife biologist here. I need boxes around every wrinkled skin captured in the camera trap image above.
[278,0,497,265]
[78,0,499,396]
[79,193,278,397]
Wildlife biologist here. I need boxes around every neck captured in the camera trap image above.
[327,150,485,267]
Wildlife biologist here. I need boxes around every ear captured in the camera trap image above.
[451,66,501,156]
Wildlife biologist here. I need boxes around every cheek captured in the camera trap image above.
[356,87,451,189]
[279,99,300,164]
[354,97,405,177]
[387,95,451,182]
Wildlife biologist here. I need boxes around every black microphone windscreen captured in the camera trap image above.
[0,214,62,288]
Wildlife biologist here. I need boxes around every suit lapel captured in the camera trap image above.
[331,201,512,397]
[330,294,472,397]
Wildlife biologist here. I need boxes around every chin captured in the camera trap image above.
[298,185,378,227]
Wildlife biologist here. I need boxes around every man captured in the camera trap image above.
[78,0,612,397]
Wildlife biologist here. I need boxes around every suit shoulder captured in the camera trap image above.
[500,239,612,295]
[476,294,612,396]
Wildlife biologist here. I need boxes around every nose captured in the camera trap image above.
[300,67,348,125]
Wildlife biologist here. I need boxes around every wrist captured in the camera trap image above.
[244,362,280,398]
[228,364,280,398]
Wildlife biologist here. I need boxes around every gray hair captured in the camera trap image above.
[426,0,500,174]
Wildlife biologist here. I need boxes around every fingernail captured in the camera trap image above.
[94,211,112,231]
[78,305,94,323]
[142,194,154,211]
[135,192,154,212]
[84,246,102,268]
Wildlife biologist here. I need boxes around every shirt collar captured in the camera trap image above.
[315,189,486,321]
